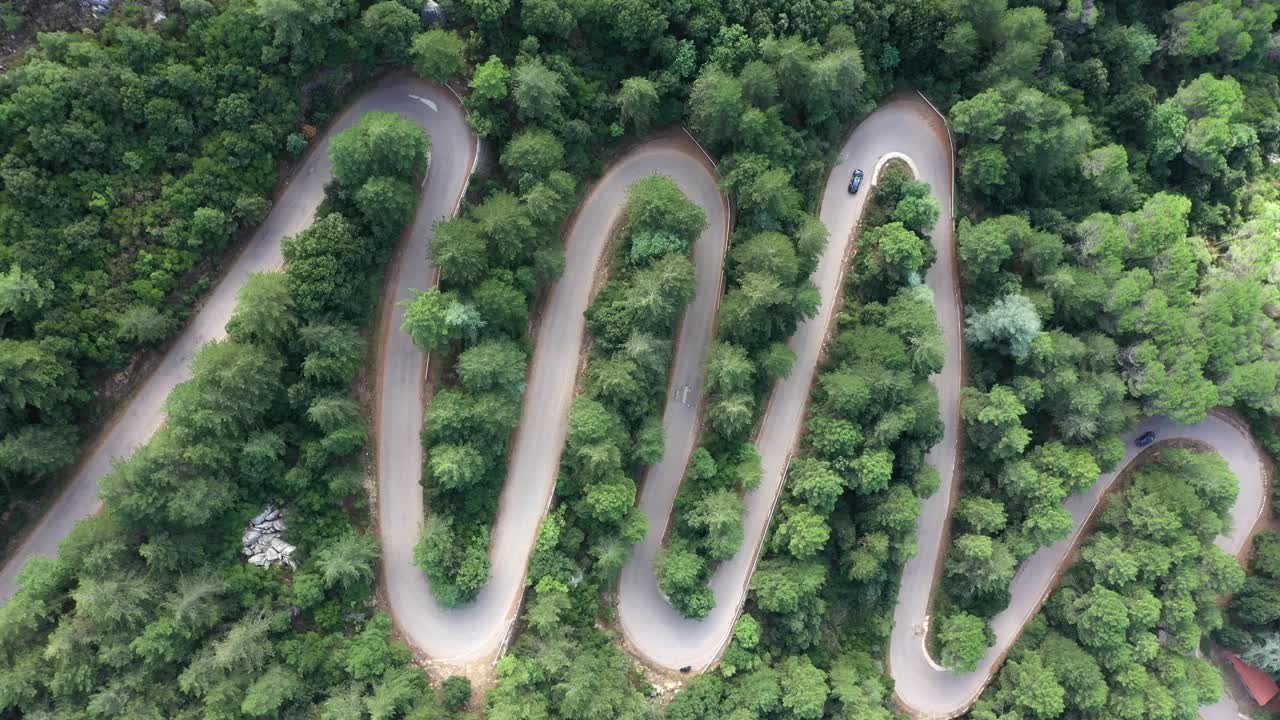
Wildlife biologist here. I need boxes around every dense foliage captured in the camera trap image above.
[1219,521,1280,683]
[969,450,1241,719]
[927,2,1280,664]
[0,96,456,717]
[2,0,1279,717]
[452,0,1280,715]
[402,100,579,609]
[0,0,441,530]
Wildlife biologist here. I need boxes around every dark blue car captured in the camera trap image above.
[1136,431,1156,448]
[848,169,864,194]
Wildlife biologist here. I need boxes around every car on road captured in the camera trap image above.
[848,169,864,194]
[1136,431,1156,448]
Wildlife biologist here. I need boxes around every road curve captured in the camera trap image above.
[864,113,1269,718]
[616,142,729,664]
[617,97,959,671]
[0,75,475,602]
[386,137,730,668]
[890,412,1269,718]
[618,96,1267,720]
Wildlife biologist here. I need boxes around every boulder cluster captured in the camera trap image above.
[242,507,297,569]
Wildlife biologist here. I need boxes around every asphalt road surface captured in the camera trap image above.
[614,97,1267,720]
[0,75,476,602]
[615,141,729,666]
[890,412,1268,718]
[617,97,961,670]
[386,138,731,669]
[1,77,1266,717]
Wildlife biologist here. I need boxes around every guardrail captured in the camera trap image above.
[915,90,957,221]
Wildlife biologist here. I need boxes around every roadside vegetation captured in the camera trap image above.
[929,4,1280,687]
[653,33,875,618]
[1218,510,1280,686]
[0,99,455,717]
[1,0,1279,718]
[969,449,1241,718]
[0,0,354,537]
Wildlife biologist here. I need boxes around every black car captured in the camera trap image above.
[1136,431,1156,448]
[848,169,864,194]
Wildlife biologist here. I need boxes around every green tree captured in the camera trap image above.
[400,288,479,353]
[1080,144,1135,210]
[328,112,430,190]
[625,175,707,243]
[774,503,831,558]
[441,675,471,711]
[778,655,828,720]
[360,1,418,64]
[460,0,511,23]
[787,458,845,514]
[997,652,1065,719]
[956,496,1008,535]
[656,543,712,618]
[411,30,464,82]
[688,67,745,148]
[1166,0,1277,62]
[227,272,297,348]
[521,0,575,37]
[938,612,990,672]
[501,130,566,192]
[315,532,380,590]
[618,77,659,134]
[513,59,567,123]
[1072,585,1130,650]
[945,534,1016,603]
[0,264,49,326]
[283,213,364,318]
[469,55,511,104]
[893,190,941,235]
[116,304,174,344]
[458,340,528,394]
[241,665,302,717]
[855,221,929,294]
[687,489,745,560]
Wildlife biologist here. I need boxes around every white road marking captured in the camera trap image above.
[409,94,438,111]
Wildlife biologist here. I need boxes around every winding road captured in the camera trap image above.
[381,135,731,670]
[619,95,1269,720]
[618,96,961,672]
[890,414,1268,719]
[0,75,1268,720]
[616,141,729,665]
[0,75,477,601]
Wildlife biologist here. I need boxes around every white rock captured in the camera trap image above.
[244,506,297,570]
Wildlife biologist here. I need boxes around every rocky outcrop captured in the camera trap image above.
[242,507,296,569]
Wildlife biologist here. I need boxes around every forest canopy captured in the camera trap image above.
[0,0,1278,719]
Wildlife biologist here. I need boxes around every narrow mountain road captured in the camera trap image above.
[0,75,476,602]
[620,95,1269,720]
[615,141,729,665]
[388,137,730,670]
[617,96,959,671]
[890,411,1268,718]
